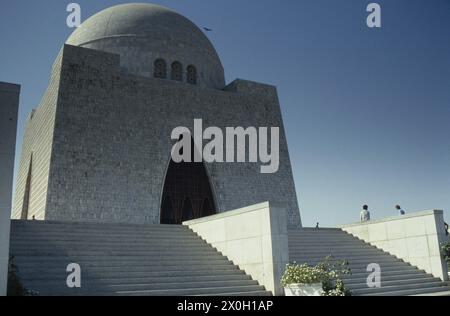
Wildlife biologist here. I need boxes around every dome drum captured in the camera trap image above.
[66,3,225,89]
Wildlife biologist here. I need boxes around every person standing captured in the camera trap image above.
[396,205,406,216]
[360,205,371,222]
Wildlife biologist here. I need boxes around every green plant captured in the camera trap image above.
[281,263,327,287]
[317,256,352,296]
[442,242,450,266]
[7,256,26,296]
[315,255,351,280]
[322,279,352,297]
[281,256,352,296]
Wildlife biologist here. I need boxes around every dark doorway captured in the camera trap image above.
[160,148,217,225]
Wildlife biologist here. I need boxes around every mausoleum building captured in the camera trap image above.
[12,3,301,227]
[6,3,449,297]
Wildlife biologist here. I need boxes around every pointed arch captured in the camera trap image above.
[160,137,217,225]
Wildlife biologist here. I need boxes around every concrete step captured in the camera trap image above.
[288,236,358,242]
[289,258,401,267]
[21,269,247,282]
[288,230,352,236]
[288,250,387,257]
[411,290,450,296]
[11,247,220,256]
[11,239,209,247]
[11,244,217,254]
[288,241,377,248]
[110,279,259,290]
[11,225,193,232]
[17,260,236,274]
[10,223,192,230]
[291,261,411,272]
[11,232,201,245]
[19,268,245,283]
[35,287,272,297]
[23,274,253,287]
[11,220,189,230]
[290,227,343,231]
[289,244,379,252]
[11,226,195,233]
[289,254,401,262]
[288,231,356,237]
[361,285,450,296]
[343,272,432,285]
[10,220,268,296]
[346,277,441,290]
[11,227,192,236]
[352,281,445,295]
[288,236,362,241]
[291,258,408,267]
[14,254,228,266]
[288,228,448,296]
[290,244,383,252]
[119,285,267,296]
[26,285,271,297]
[341,268,427,280]
[11,244,212,252]
[25,279,260,295]
[199,290,272,297]
[288,228,345,234]
[18,263,241,279]
[343,265,420,275]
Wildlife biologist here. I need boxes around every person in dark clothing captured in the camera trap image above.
[396,205,406,216]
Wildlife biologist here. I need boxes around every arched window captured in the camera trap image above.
[187,65,197,85]
[171,61,183,81]
[154,59,167,79]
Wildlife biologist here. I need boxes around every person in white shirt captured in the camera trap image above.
[360,205,370,222]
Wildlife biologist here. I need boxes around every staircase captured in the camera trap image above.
[9,220,270,296]
[288,228,450,296]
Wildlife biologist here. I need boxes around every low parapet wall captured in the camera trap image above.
[183,202,289,296]
[339,210,449,281]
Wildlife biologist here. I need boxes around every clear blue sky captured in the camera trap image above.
[1,0,449,227]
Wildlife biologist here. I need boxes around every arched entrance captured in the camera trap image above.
[160,155,217,225]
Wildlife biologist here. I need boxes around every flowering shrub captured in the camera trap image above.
[280,264,326,287]
[281,256,352,296]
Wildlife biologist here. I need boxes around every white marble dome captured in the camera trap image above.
[66,3,225,89]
